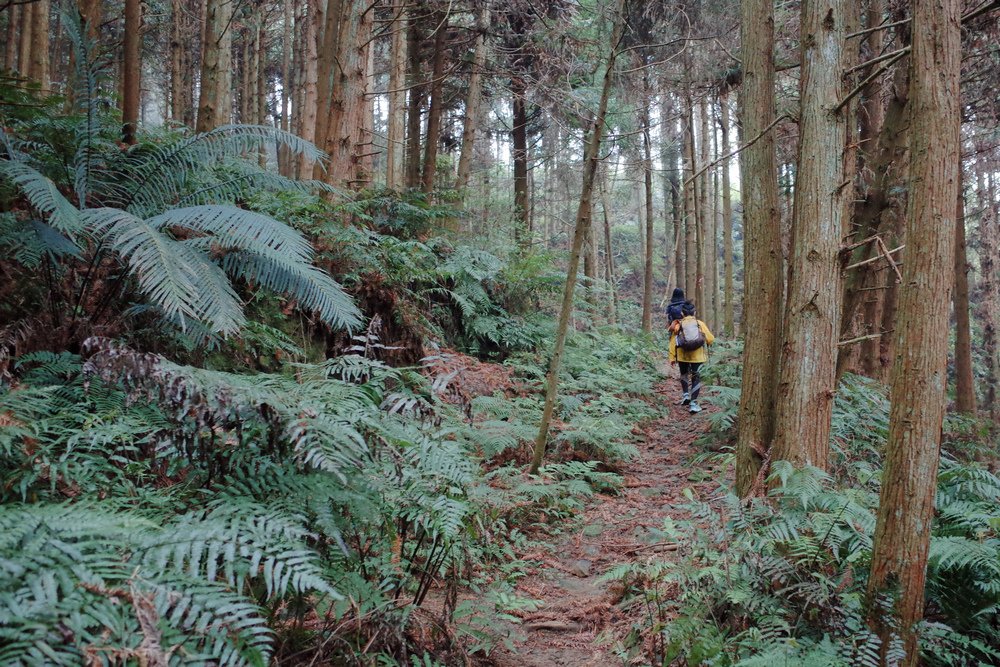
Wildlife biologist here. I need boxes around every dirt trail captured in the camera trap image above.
[490,370,721,666]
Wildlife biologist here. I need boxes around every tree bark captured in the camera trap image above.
[239,38,250,122]
[978,163,998,422]
[122,0,141,144]
[455,6,488,195]
[4,5,19,73]
[170,0,186,123]
[404,15,424,189]
[28,0,50,88]
[196,0,233,132]
[18,0,33,81]
[600,168,618,324]
[697,95,711,325]
[512,75,530,246]
[720,90,735,336]
[79,0,101,39]
[954,172,976,414]
[421,13,448,194]
[530,0,627,475]
[866,0,961,658]
[660,92,677,289]
[640,70,655,334]
[298,0,320,177]
[770,0,854,471]
[324,0,373,191]
[385,2,408,190]
[855,0,887,376]
[735,0,784,497]
[836,40,911,382]
[279,0,292,174]
[313,0,343,178]
[683,96,698,297]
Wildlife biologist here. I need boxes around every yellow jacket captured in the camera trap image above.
[669,319,715,363]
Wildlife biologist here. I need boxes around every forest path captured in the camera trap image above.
[490,367,721,666]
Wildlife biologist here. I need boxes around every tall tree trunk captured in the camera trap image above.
[404,15,424,189]
[836,31,911,382]
[770,0,854,470]
[735,0,784,497]
[720,89,735,336]
[385,2,408,190]
[600,169,618,324]
[298,0,319,177]
[170,0,185,123]
[982,166,1000,422]
[856,0,887,375]
[683,97,697,297]
[323,0,373,190]
[256,21,268,165]
[697,96,711,325]
[712,121,722,329]
[660,93,676,289]
[640,68,655,334]
[122,0,141,144]
[866,0,961,658]
[421,14,448,194]
[455,6,487,195]
[183,0,198,127]
[670,121,683,290]
[954,172,976,414]
[530,0,627,474]
[239,38,249,122]
[279,0,292,174]
[313,0,343,178]
[512,75,530,246]
[196,0,233,132]
[4,5,19,73]
[28,0,49,88]
[18,1,34,81]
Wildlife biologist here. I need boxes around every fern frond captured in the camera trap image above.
[0,161,82,235]
[83,207,245,333]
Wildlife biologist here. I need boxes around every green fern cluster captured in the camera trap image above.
[604,459,1000,666]
[0,325,650,663]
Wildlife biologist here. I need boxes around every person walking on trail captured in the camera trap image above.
[669,302,715,414]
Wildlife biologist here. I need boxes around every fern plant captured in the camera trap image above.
[604,458,1000,667]
[0,10,359,346]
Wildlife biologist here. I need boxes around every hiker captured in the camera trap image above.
[669,302,715,414]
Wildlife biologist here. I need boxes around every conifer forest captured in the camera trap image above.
[2,0,1000,664]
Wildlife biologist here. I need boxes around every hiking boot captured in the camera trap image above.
[689,401,702,414]
[680,392,691,406]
